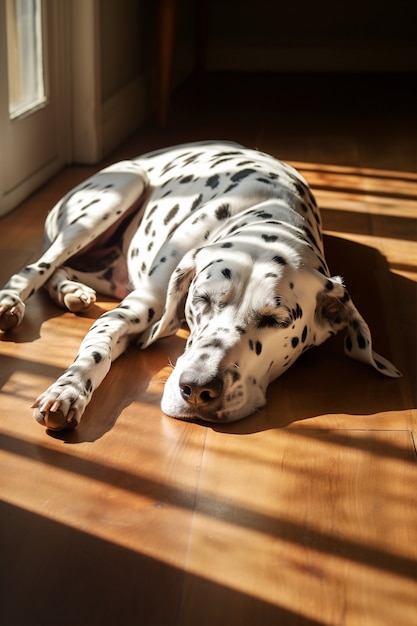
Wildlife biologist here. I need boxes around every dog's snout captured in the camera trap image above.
[179,370,223,406]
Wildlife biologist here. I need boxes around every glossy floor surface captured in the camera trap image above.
[1,74,416,625]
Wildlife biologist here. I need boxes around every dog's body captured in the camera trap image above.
[0,142,401,430]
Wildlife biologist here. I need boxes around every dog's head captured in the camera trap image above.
[142,240,401,422]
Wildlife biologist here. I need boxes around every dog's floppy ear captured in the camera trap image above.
[315,273,402,378]
[139,250,197,348]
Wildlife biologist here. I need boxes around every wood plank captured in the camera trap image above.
[179,429,417,626]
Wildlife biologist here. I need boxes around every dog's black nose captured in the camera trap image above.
[179,370,223,406]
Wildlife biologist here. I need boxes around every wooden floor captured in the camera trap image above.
[0,73,416,626]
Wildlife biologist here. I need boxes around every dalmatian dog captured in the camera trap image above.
[0,141,401,430]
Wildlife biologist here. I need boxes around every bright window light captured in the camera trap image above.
[6,0,47,119]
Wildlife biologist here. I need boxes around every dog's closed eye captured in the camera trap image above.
[192,291,212,307]
[192,288,232,312]
[257,314,281,328]
[254,312,292,329]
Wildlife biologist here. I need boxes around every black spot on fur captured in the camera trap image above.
[262,234,278,243]
[301,325,308,343]
[215,203,231,220]
[147,204,159,219]
[145,220,153,235]
[191,194,203,211]
[228,223,244,235]
[303,226,319,249]
[164,204,179,225]
[295,182,307,197]
[202,338,223,349]
[183,152,203,165]
[294,303,303,319]
[221,242,233,248]
[179,174,194,184]
[248,339,262,355]
[230,168,256,182]
[222,268,232,279]
[291,337,299,348]
[357,332,366,349]
[206,174,220,189]
[92,351,102,363]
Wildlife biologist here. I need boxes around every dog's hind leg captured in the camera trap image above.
[45,268,97,313]
[0,161,149,331]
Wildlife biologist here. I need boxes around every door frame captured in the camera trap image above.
[0,0,72,215]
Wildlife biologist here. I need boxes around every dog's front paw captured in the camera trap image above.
[0,290,25,331]
[32,378,89,430]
